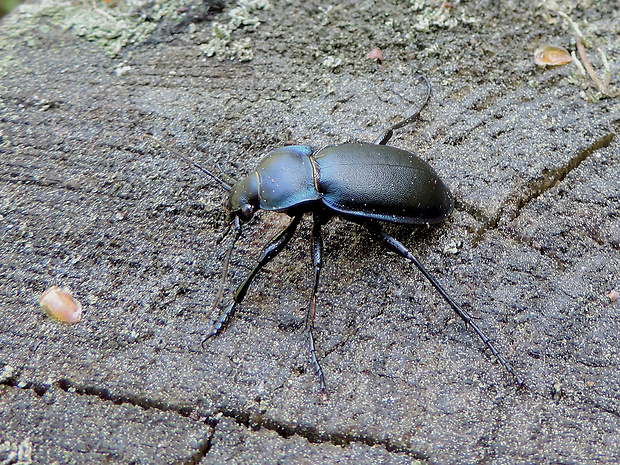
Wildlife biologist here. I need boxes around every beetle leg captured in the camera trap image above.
[373,75,431,146]
[374,129,394,146]
[365,223,524,387]
[203,214,303,344]
[308,212,327,390]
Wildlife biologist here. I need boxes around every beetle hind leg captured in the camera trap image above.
[364,223,524,387]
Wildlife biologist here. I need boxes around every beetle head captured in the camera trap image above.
[228,172,260,223]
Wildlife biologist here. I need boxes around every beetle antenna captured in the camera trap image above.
[146,135,232,191]
[215,163,238,187]
[375,75,432,145]
[208,216,241,319]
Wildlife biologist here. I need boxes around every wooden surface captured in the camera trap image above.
[1,0,619,463]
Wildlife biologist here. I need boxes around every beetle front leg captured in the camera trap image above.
[203,214,303,344]
[364,223,524,387]
[308,212,326,390]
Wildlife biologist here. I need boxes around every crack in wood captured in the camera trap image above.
[465,131,616,246]
[0,374,430,462]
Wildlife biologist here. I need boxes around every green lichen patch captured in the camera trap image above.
[0,0,193,56]
[408,0,479,32]
[199,0,271,62]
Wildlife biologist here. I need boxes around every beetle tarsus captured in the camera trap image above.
[309,327,326,391]
[201,302,235,348]
[214,302,236,334]
[307,213,327,390]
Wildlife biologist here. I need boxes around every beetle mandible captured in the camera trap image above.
[152,76,523,390]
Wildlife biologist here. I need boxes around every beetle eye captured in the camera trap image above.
[239,203,255,221]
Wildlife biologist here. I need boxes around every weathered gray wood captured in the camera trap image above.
[1,0,619,463]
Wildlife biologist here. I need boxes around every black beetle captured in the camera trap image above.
[151,76,523,389]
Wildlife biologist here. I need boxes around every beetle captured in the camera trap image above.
[151,76,523,389]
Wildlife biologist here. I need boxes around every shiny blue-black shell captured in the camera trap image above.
[233,142,454,225]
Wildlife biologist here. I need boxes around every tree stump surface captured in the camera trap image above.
[1,1,619,463]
